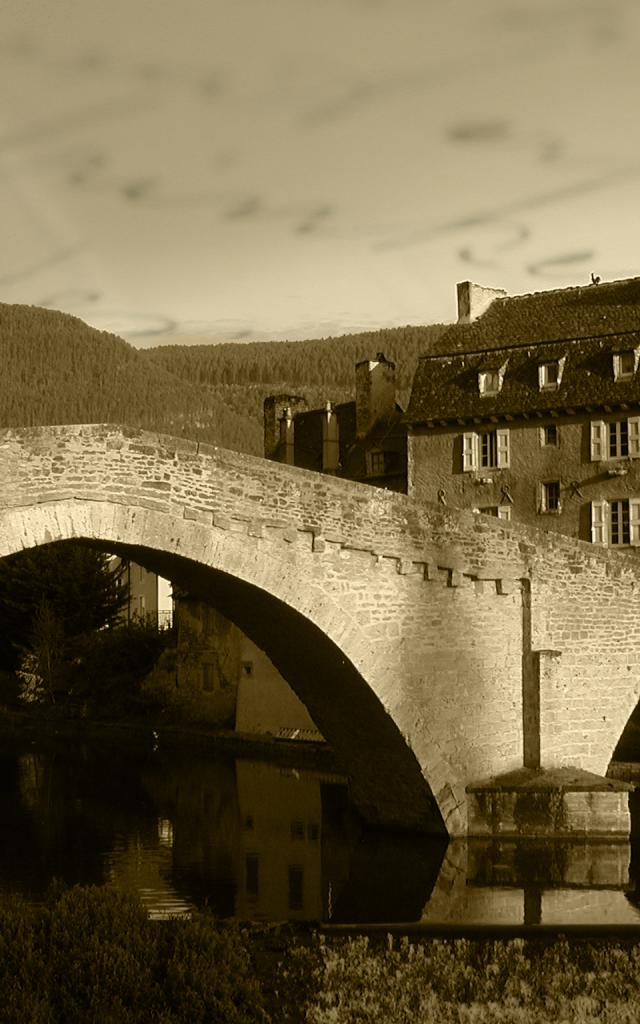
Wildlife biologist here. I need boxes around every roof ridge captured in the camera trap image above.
[484,274,640,306]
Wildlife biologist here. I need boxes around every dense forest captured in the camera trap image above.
[0,303,447,454]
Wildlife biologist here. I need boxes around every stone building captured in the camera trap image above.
[405,277,640,547]
[264,352,408,492]
[110,557,173,627]
[167,594,322,738]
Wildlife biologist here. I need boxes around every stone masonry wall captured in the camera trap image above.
[1,425,640,834]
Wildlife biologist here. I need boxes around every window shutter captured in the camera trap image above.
[590,500,607,545]
[497,505,511,521]
[631,499,640,545]
[496,428,510,468]
[462,432,477,471]
[590,421,605,461]
[629,417,640,458]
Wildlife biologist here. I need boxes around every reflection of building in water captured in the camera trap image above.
[167,595,323,739]
[141,753,242,917]
[234,760,325,921]
[103,830,190,920]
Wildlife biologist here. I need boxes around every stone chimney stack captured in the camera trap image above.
[278,406,295,465]
[456,281,507,324]
[322,401,339,472]
[263,394,307,460]
[355,353,396,438]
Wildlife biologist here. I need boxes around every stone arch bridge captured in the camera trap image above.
[1,424,639,837]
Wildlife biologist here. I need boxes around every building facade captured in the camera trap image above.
[110,557,173,627]
[264,353,408,492]
[405,277,640,548]
[163,594,323,738]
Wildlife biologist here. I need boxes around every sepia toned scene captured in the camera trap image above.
[4,0,640,1020]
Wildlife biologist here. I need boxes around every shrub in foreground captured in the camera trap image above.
[287,933,640,1024]
[0,887,267,1023]
[3,887,640,1022]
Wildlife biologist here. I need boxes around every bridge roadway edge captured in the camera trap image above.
[1,424,640,838]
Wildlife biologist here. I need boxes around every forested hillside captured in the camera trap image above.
[0,305,447,455]
[0,304,259,453]
[141,322,447,433]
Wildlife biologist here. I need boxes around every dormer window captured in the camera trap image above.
[479,370,500,395]
[538,356,565,390]
[478,359,507,397]
[613,349,638,381]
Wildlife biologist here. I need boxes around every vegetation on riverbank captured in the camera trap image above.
[2,886,640,1022]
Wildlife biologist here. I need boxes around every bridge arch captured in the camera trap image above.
[0,499,447,836]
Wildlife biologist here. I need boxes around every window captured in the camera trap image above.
[288,865,304,911]
[610,500,630,545]
[590,418,640,460]
[479,506,512,521]
[202,663,215,692]
[463,429,510,471]
[613,350,637,381]
[541,424,558,446]
[540,481,561,513]
[610,420,629,458]
[479,369,500,396]
[246,854,259,899]
[538,356,566,391]
[367,450,397,476]
[539,362,558,389]
[290,819,305,841]
[591,499,640,546]
[369,450,386,475]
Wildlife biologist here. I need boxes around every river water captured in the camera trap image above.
[2,732,640,927]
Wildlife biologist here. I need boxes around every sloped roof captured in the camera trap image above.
[406,277,640,424]
[431,277,640,355]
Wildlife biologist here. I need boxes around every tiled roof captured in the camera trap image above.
[431,277,640,355]
[406,278,640,424]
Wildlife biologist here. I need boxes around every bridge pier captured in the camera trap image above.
[466,767,632,838]
[466,628,633,839]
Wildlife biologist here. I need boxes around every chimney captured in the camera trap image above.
[263,394,307,460]
[355,352,396,438]
[456,281,507,324]
[322,401,339,472]
[278,406,295,465]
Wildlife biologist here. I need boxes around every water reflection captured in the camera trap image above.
[1,735,640,926]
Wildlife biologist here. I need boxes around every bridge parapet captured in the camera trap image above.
[3,423,640,589]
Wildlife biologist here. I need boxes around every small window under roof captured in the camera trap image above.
[478,358,508,397]
[613,349,638,381]
[538,355,566,391]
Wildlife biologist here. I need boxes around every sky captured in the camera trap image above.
[2,0,640,347]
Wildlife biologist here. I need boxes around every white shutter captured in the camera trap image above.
[590,421,605,461]
[590,500,607,545]
[497,505,512,521]
[629,417,640,458]
[496,428,510,468]
[631,499,640,545]
[462,432,477,471]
